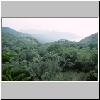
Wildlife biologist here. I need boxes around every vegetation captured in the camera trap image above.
[2,27,98,81]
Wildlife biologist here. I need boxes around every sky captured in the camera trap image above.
[2,18,98,41]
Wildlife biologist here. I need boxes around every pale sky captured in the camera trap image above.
[2,18,98,41]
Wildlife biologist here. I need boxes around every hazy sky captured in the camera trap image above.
[2,18,98,41]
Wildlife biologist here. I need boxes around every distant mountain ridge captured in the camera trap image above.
[2,27,98,45]
[20,29,82,42]
[2,27,76,43]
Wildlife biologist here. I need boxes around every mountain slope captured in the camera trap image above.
[79,33,98,43]
[2,27,40,50]
[79,32,98,48]
[1,27,26,37]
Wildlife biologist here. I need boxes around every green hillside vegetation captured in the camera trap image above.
[2,27,98,81]
[79,33,98,49]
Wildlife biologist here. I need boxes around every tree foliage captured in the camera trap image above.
[2,28,98,81]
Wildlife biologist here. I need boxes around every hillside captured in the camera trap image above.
[2,27,25,38]
[2,27,98,81]
[79,33,98,48]
[80,33,98,43]
[2,27,39,47]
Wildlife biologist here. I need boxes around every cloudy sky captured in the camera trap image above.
[2,18,98,41]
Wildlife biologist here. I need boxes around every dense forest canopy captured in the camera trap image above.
[2,27,98,81]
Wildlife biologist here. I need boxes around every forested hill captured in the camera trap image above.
[2,27,39,47]
[79,33,98,48]
[2,27,98,81]
[2,27,18,34]
[80,33,98,43]
[2,27,39,41]
[2,27,25,37]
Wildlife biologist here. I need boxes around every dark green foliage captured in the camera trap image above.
[86,70,98,81]
[2,27,98,81]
